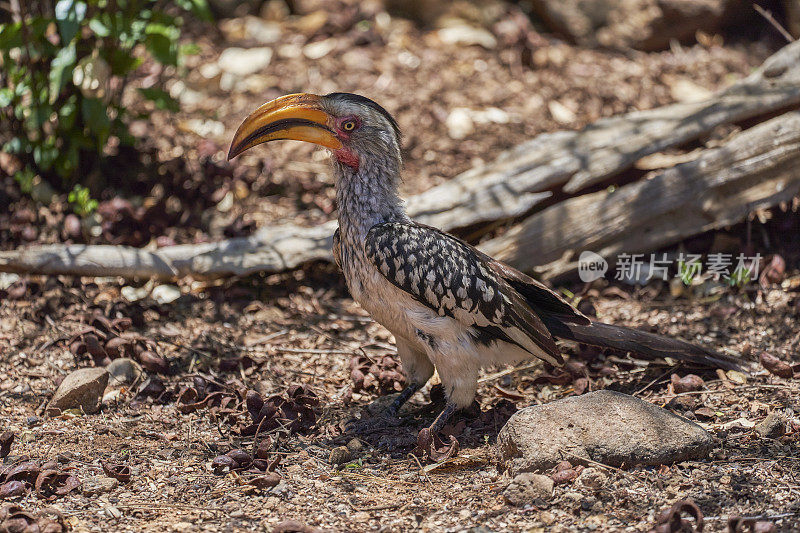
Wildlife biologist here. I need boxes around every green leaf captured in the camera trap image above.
[48,42,76,103]
[175,0,213,22]
[104,48,142,75]
[58,97,79,130]
[33,144,59,171]
[0,22,22,51]
[179,43,201,56]
[144,33,177,66]
[26,103,53,129]
[68,184,98,215]
[81,97,110,148]
[54,0,87,43]
[4,137,27,155]
[0,88,13,107]
[137,87,179,112]
[13,168,36,194]
[88,18,110,37]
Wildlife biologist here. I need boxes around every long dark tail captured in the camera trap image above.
[544,319,743,371]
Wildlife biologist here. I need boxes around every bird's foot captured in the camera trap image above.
[345,409,402,436]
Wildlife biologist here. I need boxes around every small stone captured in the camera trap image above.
[437,25,497,49]
[576,467,607,490]
[152,285,181,304]
[503,473,554,505]
[329,446,351,466]
[302,38,337,59]
[754,412,786,439]
[548,100,576,124]
[46,368,109,416]
[346,438,364,454]
[82,476,119,496]
[497,390,713,474]
[106,358,142,387]
[217,47,273,77]
[445,108,474,140]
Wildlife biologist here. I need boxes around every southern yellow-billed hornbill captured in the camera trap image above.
[228,92,740,443]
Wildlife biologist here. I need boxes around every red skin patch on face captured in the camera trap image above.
[335,148,359,171]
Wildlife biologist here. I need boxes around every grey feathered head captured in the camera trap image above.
[227,92,401,173]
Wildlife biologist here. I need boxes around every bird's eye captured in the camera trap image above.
[341,120,357,132]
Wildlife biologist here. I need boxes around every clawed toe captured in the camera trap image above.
[345,411,402,435]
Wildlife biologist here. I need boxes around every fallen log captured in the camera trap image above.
[480,109,800,280]
[1,42,799,281]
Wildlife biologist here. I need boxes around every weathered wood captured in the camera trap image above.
[1,42,799,281]
[0,223,337,280]
[479,110,800,280]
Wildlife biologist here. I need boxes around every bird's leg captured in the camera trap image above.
[386,382,422,416]
[427,401,458,435]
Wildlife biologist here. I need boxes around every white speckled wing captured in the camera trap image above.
[364,222,563,365]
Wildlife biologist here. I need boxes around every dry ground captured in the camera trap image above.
[1,273,799,532]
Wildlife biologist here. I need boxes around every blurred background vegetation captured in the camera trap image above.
[1,0,209,204]
[0,0,796,248]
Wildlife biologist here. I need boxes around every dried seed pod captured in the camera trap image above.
[104,337,132,359]
[111,317,133,331]
[90,315,115,335]
[554,460,572,472]
[246,390,264,421]
[252,459,269,471]
[760,352,793,379]
[69,341,87,357]
[248,473,281,489]
[83,334,106,359]
[226,449,252,469]
[0,431,13,458]
[102,462,131,483]
[0,480,26,498]
[138,351,169,374]
[350,368,365,390]
[211,455,236,473]
[5,461,41,484]
[255,438,272,460]
[671,374,704,393]
[551,468,578,485]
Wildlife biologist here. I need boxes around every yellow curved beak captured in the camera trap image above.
[227,93,343,160]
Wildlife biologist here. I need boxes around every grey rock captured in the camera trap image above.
[754,412,786,439]
[497,390,712,474]
[82,476,118,496]
[46,368,109,416]
[502,473,554,506]
[107,358,142,387]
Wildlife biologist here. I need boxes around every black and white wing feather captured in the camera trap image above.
[364,222,564,365]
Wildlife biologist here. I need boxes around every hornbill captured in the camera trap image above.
[228,92,741,443]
